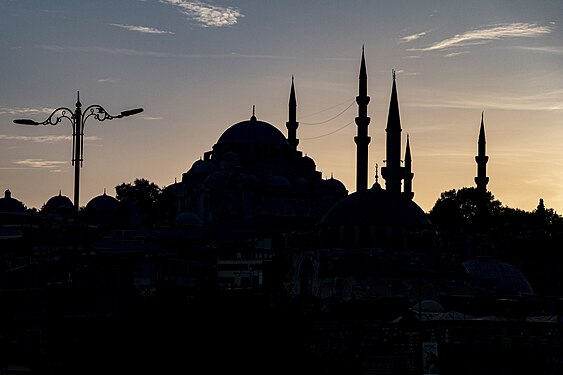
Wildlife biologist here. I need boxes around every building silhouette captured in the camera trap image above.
[1,49,563,375]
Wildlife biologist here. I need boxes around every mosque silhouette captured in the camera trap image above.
[1,49,562,375]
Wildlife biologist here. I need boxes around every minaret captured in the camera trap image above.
[286,76,299,150]
[474,112,489,192]
[381,70,404,195]
[354,46,371,192]
[403,134,414,199]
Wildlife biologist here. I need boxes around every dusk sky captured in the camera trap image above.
[1,0,562,215]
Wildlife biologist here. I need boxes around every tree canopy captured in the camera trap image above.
[428,187,563,234]
[115,178,163,226]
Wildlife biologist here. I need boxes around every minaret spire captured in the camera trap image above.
[354,47,371,192]
[475,111,489,192]
[381,69,404,195]
[286,75,299,149]
[403,133,414,199]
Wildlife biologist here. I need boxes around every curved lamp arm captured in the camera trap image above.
[82,105,143,124]
[13,106,75,126]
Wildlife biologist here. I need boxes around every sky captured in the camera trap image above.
[1,0,562,215]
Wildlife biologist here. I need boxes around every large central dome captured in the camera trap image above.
[217,115,288,147]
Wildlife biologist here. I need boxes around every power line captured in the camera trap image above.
[301,120,354,140]
[299,98,355,125]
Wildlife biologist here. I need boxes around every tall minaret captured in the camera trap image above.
[354,46,371,192]
[475,112,489,192]
[403,134,414,200]
[381,70,403,195]
[286,76,299,150]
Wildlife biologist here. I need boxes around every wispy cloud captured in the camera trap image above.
[0,107,55,116]
[409,89,563,111]
[13,159,67,169]
[443,51,470,58]
[512,45,563,55]
[41,45,175,58]
[141,116,164,120]
[97,78,120,83]
[400,31,427,43]
[40,45,292,60]
[412,23,552,52]
[0,135,101,143]
[161,0,244,27]
[111,23,174,34]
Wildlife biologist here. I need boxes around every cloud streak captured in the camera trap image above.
[0,135,101,143]
[161,0,243,27]
[111,23,174,34]
[41,45,176,58]
[409,89,563,111]
[412,23,552,51]
[40,45,292,60]
[401,31,427,43]
[0,107,55,116]
[13,159,67,169]
[512,45,563,55]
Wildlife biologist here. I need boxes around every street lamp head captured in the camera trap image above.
[13,119,39,125]
[119,108,144,117]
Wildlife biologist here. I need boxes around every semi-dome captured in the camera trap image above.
[217,115,288,147]
[463,257,534,296]
[318,184,433,249]
[0,190,26,213]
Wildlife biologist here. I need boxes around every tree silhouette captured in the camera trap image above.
[115,178,163,227]
[428,187,502,232]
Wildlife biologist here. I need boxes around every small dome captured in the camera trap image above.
[217,116,288,147]
[463,257,534,295]
[188,160,217,174]
[174,211,203,228]
[240,174,261,188]
[86,192,119,212]
[266,175,291,187]
[44,192,73,211]
[0,190,26,213]
[322,177,348,195]
[222,151,240,163]
[295,177,310,188]
[412,300,445,313]
[204,171,230,187]
[301,155,316,171]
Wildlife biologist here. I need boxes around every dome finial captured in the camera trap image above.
[392,69,396,81]
[103,188,107,195]
[250,105,256,121]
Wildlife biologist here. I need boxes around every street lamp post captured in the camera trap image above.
[14,91,143,216]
